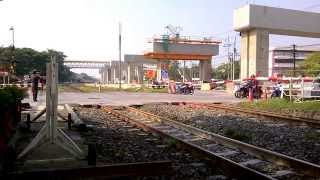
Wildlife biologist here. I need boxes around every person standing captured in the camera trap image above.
[31,70,40,102]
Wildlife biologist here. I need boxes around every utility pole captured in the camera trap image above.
[232,36,237,80]
[119,22,122,88]
[190,62,193,80]
[8,26,16,84]
[292,44,296,77]
[223,36,231,80]
[183,61,186,82]
[9,26,15,80]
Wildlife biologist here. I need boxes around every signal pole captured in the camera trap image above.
[119,22,122,88]
[232,36,237,80]
[292,44,296,77]
[9,26,15,77]
[223,36,231,80]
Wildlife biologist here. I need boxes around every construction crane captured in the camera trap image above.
[165,24,183,39]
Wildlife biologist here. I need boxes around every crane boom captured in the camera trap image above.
[165,24,183,38]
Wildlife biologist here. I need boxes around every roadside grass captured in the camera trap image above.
[58,84,168,93]
[58,84,82,92]
[239,99,320,113]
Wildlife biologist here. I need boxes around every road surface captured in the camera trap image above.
[23,89,241,107]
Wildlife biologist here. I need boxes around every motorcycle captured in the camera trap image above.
[234,80,262,99]
[176,82,194,95]
[234,82,250,98]
[271,85,282,98]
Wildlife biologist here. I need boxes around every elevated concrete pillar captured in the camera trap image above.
[138,65,144,84]
[127,63,131,84]
[112,67,116,84]
[156,61,162,81]
[133,65,138,83]
[101,71,104,83]
[240,29,269,79]
[106,69,109,84]
[199,59,212,82]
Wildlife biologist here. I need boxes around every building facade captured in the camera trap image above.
[268,45,320,76]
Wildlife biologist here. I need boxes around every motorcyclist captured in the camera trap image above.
[176,82,194,95]
[186,81,194,95]
[272,81,283,98]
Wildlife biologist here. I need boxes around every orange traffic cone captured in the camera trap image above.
[248,88,253,103]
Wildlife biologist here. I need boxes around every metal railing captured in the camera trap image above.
[281,79,320,102]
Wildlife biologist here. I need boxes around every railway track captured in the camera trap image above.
[103,106,320,180]
[185,102,320,127]
[9,161,173,180]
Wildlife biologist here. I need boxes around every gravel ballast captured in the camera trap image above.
[74,106,229,180]
[140,103,320,165]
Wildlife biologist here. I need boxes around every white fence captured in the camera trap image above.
[281,78,320,102]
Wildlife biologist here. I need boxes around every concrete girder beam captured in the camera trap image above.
[234,4,320,38]
[234,4,320,79]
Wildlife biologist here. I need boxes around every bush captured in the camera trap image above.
[0,86,26,107]
[0,86,26,154]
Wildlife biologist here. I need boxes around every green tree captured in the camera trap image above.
[300,52,320,77]
[0,47,12,71]
[47,49,75,82]
[14,48,49,76]
[0,47,75,82]
[168,61,182,81]
[183,64,199,81]
[212,61,240,80]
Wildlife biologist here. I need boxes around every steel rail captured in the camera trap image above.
[8,161,173,179]
[188,103,320,127]
[103,106,276,180]
[128,107,320,178]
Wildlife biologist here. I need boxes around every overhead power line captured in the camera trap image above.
[271,43,320,50]
[302,4,320,10]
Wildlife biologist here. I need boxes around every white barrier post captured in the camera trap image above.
[18,56,83,159]
[289,78,292,102]
[301,78,304,102]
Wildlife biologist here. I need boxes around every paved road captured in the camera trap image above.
[23,90,241,107]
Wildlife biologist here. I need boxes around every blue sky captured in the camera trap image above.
[0,0,320,77]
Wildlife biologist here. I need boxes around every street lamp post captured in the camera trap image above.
[118,22,122,89]
[223,37,231,80]
[9,26,15,75]
[292,44,296,77]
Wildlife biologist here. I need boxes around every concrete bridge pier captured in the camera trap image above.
[106,69,109,84]
[111,66,117,84]
[240,29,269,79]
[156,60,162,81]
[101,72,105,83]
[135,65,144,84]
[234,4,320,79]
[199,59,212,82]
[101,68,109,83]
[101,68,110,84]
[127,63,131,84]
